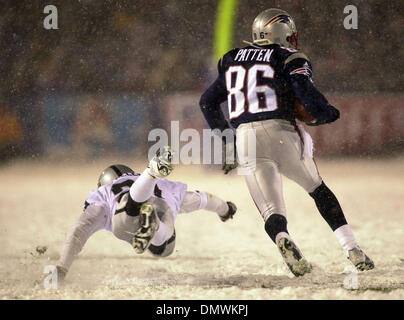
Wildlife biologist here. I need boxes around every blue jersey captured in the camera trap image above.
[200,44,339,130]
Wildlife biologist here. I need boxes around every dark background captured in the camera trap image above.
[1,0,403,161]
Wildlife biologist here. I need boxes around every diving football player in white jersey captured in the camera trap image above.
[55,147,236,281]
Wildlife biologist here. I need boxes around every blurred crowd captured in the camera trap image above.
[1,0,403,160]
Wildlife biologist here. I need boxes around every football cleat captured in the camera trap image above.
[132,202,159,254]
[148,146,173,178]
[220,201,237,222]
[277,237,312,277]
[347,247,375,271]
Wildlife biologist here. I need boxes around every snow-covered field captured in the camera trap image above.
[1,156,403,300]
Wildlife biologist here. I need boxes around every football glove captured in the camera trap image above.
[222,140,238,174]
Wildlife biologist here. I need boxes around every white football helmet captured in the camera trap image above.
[251,8,298,49]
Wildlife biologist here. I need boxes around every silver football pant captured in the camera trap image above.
[236,119,322,221]
[112,197,175,245]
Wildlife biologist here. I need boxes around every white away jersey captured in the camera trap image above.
[85,174,187,231]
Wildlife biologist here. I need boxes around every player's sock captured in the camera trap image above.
[334,224,358,254]
[264,214,290,244]
[129,169,157,203]
[275,232,292,245]
[309,182,348,231]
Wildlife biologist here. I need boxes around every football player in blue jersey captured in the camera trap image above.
[199,8,374,276]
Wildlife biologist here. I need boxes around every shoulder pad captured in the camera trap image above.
[284,52,310,67]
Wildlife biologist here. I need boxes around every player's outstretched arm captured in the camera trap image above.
[56,205,107,281]
[179,191,237,222]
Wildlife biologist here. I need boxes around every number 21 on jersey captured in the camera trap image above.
[225,64,278,119]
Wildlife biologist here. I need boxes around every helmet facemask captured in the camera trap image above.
[288,31,299,49]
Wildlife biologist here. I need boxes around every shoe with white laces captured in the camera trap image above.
[148,146,173,178]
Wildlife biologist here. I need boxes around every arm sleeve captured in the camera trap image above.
[285,56,340,124]
[199,58,230,132]
[57,205,107,271]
